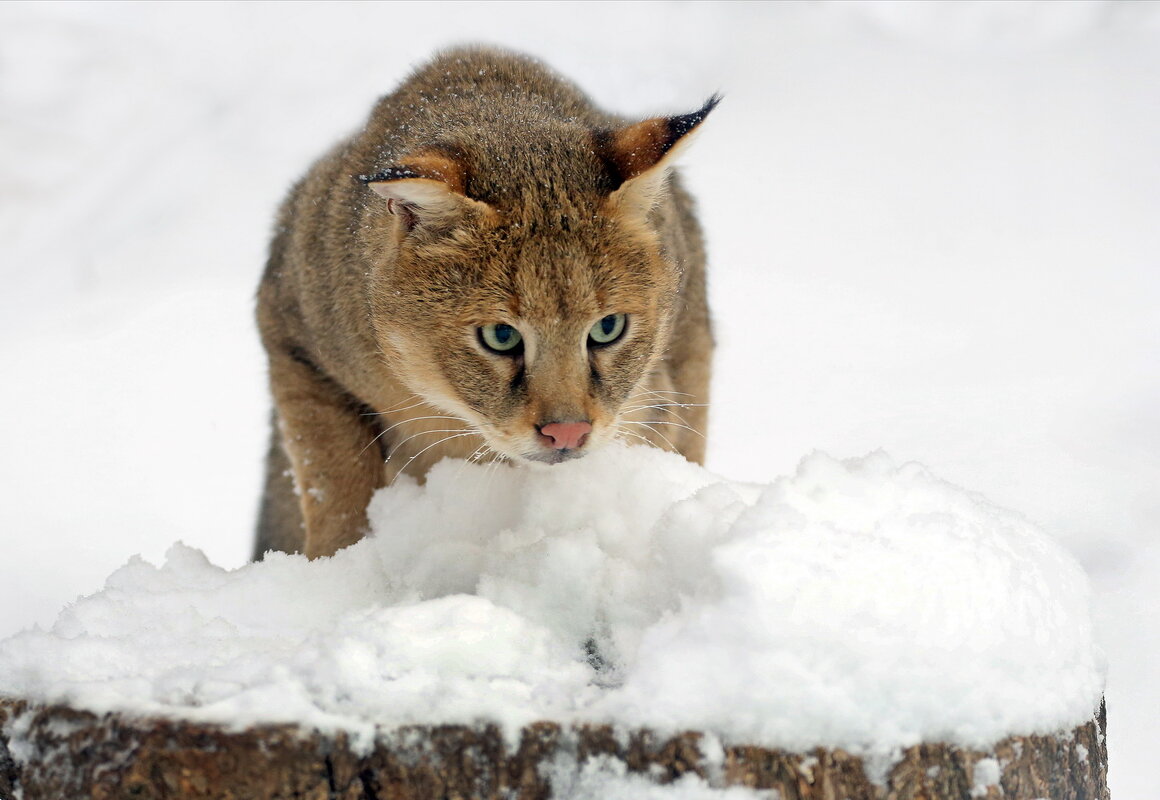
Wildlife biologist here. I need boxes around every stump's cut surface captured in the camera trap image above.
[0,697,1107,799]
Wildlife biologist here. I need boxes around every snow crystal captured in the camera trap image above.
[0,445,1104,759]
[970,757,1002,797]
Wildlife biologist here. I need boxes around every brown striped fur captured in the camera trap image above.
[255,47,717,559]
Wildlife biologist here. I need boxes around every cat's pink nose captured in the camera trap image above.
[538,421,592,450]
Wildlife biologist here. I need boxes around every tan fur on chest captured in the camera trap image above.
[254,47,716,559]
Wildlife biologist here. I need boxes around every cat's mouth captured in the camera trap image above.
[522,448,589,465]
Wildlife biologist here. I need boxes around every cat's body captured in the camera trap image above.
[255,47,715,559]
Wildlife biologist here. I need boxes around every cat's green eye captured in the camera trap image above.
[479,323,523,354]
[589,314,626,346]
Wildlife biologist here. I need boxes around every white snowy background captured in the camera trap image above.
[0,1,1155,795]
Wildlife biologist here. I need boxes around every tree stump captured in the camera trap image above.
[0,696,1107,800]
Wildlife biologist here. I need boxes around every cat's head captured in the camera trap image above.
[357,98,717,465]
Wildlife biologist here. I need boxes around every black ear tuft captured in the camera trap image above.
[596,95,722,188]
[666,94,722,143]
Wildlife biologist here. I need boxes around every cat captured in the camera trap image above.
[255,46,716,559]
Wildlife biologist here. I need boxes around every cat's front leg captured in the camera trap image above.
[266,346,385,559]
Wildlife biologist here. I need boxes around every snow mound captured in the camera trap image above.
[0,445,1103,756]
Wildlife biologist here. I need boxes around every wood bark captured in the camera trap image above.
[0,697,1107,800]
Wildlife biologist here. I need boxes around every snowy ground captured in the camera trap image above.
[0,1,1156,796]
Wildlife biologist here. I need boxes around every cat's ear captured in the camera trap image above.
[358,152,494,232]
[598,95,720,217]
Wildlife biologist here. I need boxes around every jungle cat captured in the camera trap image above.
[255,47,716,560]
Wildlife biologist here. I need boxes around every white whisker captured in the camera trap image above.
[359,414,467,457]
[451,441,492,485]
[628,387,696,398]
[623,422,680,452]
[391,432,478,485]
[613,426,660,449]
[621,402,708,420]
[622,419,705,438]
[478,446,506,498]
[622,402,708,411]
[383,427,477,468]
[360,395,427,417]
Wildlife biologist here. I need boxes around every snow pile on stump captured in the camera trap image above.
[0,445,1104,756]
